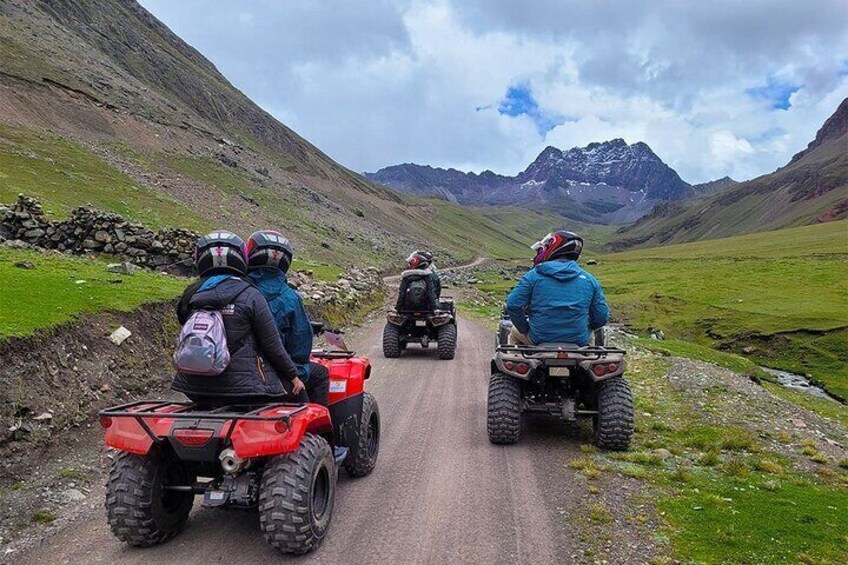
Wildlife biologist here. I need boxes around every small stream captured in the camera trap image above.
[760,367,839,402]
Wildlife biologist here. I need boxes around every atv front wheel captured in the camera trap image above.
[487,373,522,444]
[259,434,336,555]
[593,378,634,451]
[437,323,457,360]
[382,323,402,358]
[105,449,194,547]
[344,392,380,477]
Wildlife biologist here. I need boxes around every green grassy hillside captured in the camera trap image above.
[459,221,848,399]
[595,221,848,398]
[0,248,186,339]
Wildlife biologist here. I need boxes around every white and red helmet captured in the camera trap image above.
[406,250,433,269]
[531,231,584,265]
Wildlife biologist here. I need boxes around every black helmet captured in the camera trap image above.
[194,230,248,276]
[246,230,294,273]
[531,231,584,265]
[406,250,433,269]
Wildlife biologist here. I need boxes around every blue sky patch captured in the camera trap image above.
[495,84,564,134]
[746,77,801,110]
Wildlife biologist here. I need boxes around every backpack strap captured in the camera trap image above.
[224,282,254,354]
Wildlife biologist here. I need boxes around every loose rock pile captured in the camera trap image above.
[1,195,199,275]
[291,266,382,310]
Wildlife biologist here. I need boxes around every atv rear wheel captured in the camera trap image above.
[259,434,335,555]
[437,323,457,360]
[382,323,402,358]
[487,373,522,444]
[344,392,380,477]
[105,449,194,547]
[593,378,634,451]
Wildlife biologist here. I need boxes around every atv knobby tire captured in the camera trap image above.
[259,434,335,555]
[593,378,634,451]
[344,392,380,477]
[437,323,457,360]
[382,323,401,358]
[105,449,194,547]
[487,373,522,444]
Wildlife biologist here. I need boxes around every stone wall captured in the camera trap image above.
[0,195,199,275]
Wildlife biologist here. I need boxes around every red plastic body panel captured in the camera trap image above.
[312,354,370,405]
[104,402,185,455]
[104,403,333,459]
[229,404,332,458]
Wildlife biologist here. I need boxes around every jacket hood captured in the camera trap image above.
[535,260,583,282]
[248,268,288,298]
[190,276,251,309]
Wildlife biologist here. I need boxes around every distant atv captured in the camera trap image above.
[383,298,457,360]
[487,317,633,450]
[99,324,379,555]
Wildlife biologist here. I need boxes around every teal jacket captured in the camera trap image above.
[506,260,609,346]
[248,268,313,380]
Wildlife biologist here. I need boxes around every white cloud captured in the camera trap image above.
[139,0,848,183]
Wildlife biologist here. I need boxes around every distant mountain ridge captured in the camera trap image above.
[610,98,848,249]
[367,139,697,224]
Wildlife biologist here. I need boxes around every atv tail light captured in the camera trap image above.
[274,419,289,433]
[504,361,515,370]
[516,363,530,375]
[173,428,214,447]
[99,416,113,429]
[607,363,618,374]
[592,364,607,377]
[556,352,570,359]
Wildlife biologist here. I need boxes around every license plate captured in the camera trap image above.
[415,320,427,327]
[549,367,570,377]
[329,380,347,393]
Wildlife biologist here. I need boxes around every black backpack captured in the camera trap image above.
[405,276,429,310]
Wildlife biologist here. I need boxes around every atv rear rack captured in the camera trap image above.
[496,344,625,357]
[311,349,356,359]
[99,400,308,443]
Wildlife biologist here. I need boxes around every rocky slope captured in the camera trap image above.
[367,139,695,224]
[0,0,545,267]
[611,98,848,249]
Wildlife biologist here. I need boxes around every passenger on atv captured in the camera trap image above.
[246,230,330,407]
[172,230,305,406]
[505,231,609,347]
[395,250,441,312]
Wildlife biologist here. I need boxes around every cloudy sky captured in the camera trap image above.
[139,0,848,183]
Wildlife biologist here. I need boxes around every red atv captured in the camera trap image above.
[98,325,379,555]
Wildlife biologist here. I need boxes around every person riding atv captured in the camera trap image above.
[395,250,440,311]
[172,230,305,405]
[505,231,609,346]
[490,230,632,450]
[246,230,330,408]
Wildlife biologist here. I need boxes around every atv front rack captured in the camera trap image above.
[99,400,308,443]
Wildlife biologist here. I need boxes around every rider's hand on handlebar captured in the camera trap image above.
[291,377,305,395]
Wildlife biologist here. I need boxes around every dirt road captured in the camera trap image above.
[16,314,592,565]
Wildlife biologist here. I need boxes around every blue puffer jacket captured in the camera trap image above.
[505,260,610,346]
[248,268,313,380]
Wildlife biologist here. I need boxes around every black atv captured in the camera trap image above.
[383,298,457,360]
[487,317,633,450]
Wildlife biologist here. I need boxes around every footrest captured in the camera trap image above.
[333,446,349,465]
